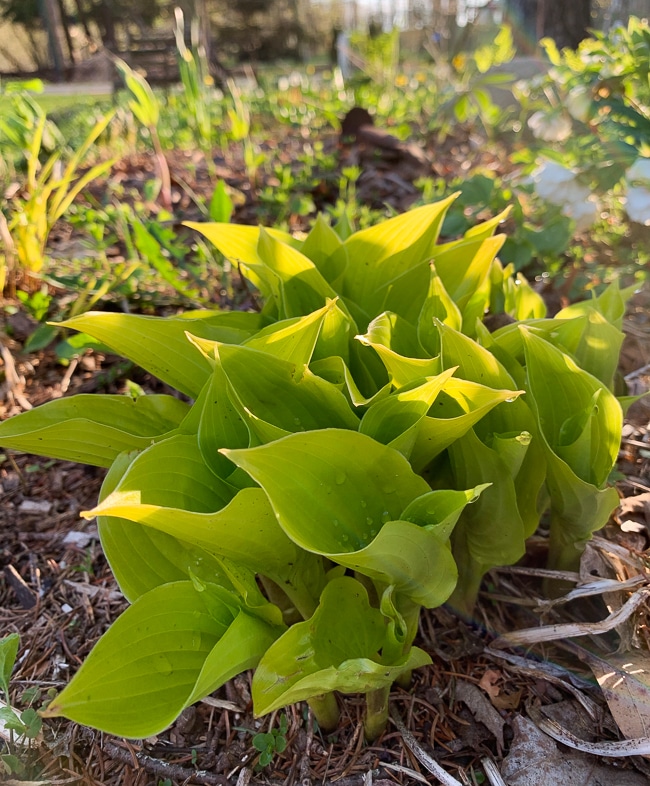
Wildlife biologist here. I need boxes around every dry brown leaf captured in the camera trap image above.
[456,679,505,748]
[491,688,522,711]
[501,715,649,786]
[578,647,650,740]
[478,669,502,699]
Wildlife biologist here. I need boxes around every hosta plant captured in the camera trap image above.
[0,198,630,741]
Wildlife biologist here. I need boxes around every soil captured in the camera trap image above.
[1,132,650,786]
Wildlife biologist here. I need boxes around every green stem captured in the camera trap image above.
[308,693,339,731]
[364,685,390,741]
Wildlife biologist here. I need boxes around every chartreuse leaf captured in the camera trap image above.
[417,268,463,356]
[0,633,19,699]
[59,311,261,397]
[310,356,391,408]
[401,485,490,542]
[331,197,457,321]
[225,431,457,607]
[300,213,345,284]
[557,278,637,330]
[185,221,298,263]
[521,329,622,570]
[552,308,623,390]
[521,330,621,488]
[432,235,505,313]
[365,312,426,358]
[332,520,458,607]
[193,362,249,477]
[410,378,523,471]
[85,437,324,613]
[44,581,282,737]
[185,222,297,308]
[0,394,188,467]
[256,228,343,320]
[225,430,429,554]
[243,301,334,366]
[447,428,528,611]
[357,315,440,389]
[218,343,359,438]
[96,452,235,602]
[360,370,457,457]
[252,577,431,715]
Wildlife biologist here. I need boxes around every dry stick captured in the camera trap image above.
[389,705,463,786]
[528,707,650,757]
[491,586,650,648]
[102,739,229,785]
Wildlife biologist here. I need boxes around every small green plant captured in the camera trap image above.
[0,634,43,777]
[251,713,288,768]
[0,199,629,744]
[226,79,267,184]
[2,108,115,292]
[173,7,218,174]
[113,56,172,210]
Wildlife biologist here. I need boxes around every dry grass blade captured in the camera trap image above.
[530,708,650,757]
[389,705,463,786]
[381,762,431,784]
[536,575,648,610]
[492,587,650,648]
[481,758,506,786]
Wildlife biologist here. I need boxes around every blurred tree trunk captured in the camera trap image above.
[505,0,591,50]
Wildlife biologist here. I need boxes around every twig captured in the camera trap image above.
[389,705,463,786]
[103,739,230,785]
[529,707,650,757]
[492,587,650,648]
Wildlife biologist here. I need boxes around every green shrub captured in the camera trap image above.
[0,198,629,740]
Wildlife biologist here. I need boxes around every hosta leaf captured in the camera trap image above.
[252,577,431,715]
[503,273,546,320]
[257,229,343,320]
[219,343,359,436]
[417,268,463,356]
[357,316,440,389]
[59,311,260,397]
[185,222,297,261]
[410,378,523,471]
[521,329,621,487]
[401,485,490,542]
[331,520,458,607]
[243,301,334,366]
[225,431,454,606]
[332,197,457,321]
[448,428,530,609]
[359,370,457,457]
[364,311,427,358]
[437,320,515,390]
[310,356,391,408]
[0,394,188,467]
[224,429,430,556]
[463,207,511,241]
[552,308,623,390]
[195,362,249,477]
[556,278,637,330]
[521,330,622,570]
[432,234,505,312]
[96,452,234,602]
[300,213,345,283]
[44,582,281,737]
